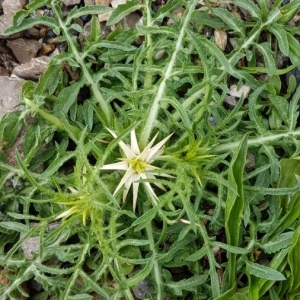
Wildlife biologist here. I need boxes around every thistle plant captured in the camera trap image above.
[1,0,300,299]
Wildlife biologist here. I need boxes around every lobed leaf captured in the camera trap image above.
[166,274,208,296]
[225,135,248,288]
[107,0,143,26]
[260,231,293,254]
[246,260,286,281]
[254,43,276,76]
[65,5,112,26]
[213,8,245,37]
[288,226,300,293]
[269,24,289,56]
[4,16,60,36]
[235,0,261,19]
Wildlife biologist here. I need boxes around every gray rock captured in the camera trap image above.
[133,279,153,299]
[0,66,10,76]
[63,0,81,6]
[20,236,40,259]
[7,38,42,63]
[84,0,95,4]
[0,76,25,119]
[12,56,49,80]
[20,222,61,259]
[0,14,12,38]
[0,0,26,37]
[2,0,25,15]
[121,12,140,30]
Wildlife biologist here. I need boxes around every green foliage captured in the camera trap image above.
[1,0,300,299]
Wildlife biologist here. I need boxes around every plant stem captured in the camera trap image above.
[196,222,220,298]
[51,3,112,125]
[213,130,300,153]
[140,0,198,147]
[143,0,153,90]
[144,205,163,299]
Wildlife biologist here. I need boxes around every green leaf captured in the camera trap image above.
[258,249,289,296]
[94,40,137,51]
[126,257,153,286]
[69,23,83,33]
[164,97,192,129]
[89,15,101,43]
[155,0,185,20]
[0,221,28,233]
[136,25,178,37]
[67,295,92,300]
[34,61,62,102]
[260,232,293,254]
[225,135,248,246]
[287,32,300,66]
[160,234,196,264]
[278,157,300,190]
[54,82,83,115]
[270,95,289,121]
[225,135,248,288]
[0,111,23,149]
[213,8,245,37]
[278,157,300,213]
[65,5,112,25]
[246,261,286,281]
[79,271,110,298]
[244,185,298,195]
[289,86,300,131]
[186,29,236,76]
[269,24,289,56]
[166,274,208,296]
[107,0,143,26]
[27,0,51,10]
[191,11,224,29]
[117,239,149,249]
[248,84,267,134]
[286,71,297,97]
[235,0,261,19]
[211,241,249,255]
[278,1,300,24]
[255,43,276,76]
[4,17,60,36]
[288,226,300,293]
[269,287,281,300]
[12,9,30,27]
[132,206,158,231]
[265,191,300,242]
[186,247,206,262]
[40,150,76,180]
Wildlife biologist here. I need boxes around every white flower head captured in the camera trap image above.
[101,128,172,211]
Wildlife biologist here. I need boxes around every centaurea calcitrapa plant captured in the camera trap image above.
[1,0,300,299]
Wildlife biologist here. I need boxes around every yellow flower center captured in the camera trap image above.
[129,159,148,173]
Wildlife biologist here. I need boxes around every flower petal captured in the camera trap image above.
[106,127,118,139]
[131,173,140,211]
[113,167,136,197]
[56,207,77,220]
[145,173,167,191]
[130,129,140,155]
[138,133,159,162]
[68,187,79,194]
[149,171,174,178]
[100,161,128,170]
[106,128,136,159]
[146,133,173,162]
[140,173,159,204]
